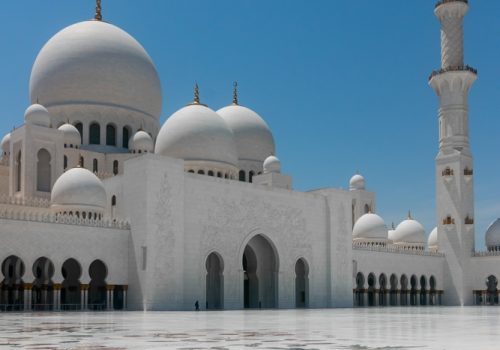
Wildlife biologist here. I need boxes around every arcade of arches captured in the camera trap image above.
[0,255,127,311]
[474,275,499,305]
[354,272,443,307]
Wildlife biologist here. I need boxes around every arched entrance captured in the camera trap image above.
[379,274,387,306]
[61,258,81,310]
[88,260,107,310]
[367,273,376,306]
[410,275,418,306]
[429,275,437,305]
[486,275,498,305]
[355,272,365,307]
[389,274,398,306]
[1,255,25,310]
[242,234,278,309]
[400,275,408,306]
[420,275,427,306]
[295,258,309,308]
[32,257,55,310]
[206,252,223,310]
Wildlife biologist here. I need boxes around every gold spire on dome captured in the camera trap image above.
[193,83,200,105]
[95,0,103,21]
[407,210,412,220]
[232,81,238,105]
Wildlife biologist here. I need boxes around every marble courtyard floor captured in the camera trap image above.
[0,307,499,349]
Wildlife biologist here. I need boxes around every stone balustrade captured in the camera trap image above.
[353,244,444,257]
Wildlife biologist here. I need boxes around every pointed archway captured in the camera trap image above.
[206,252,223,310]
[295,258,309,308]
[242,234,279,309]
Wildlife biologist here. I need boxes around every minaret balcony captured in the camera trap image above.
[465,216,474,225]
[435,0,468,9]
[442,216,455,226]
[429,65,477,81]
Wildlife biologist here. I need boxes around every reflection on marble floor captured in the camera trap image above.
[0,307,499,349]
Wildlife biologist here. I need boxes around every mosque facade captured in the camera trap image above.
[1,0,499,311]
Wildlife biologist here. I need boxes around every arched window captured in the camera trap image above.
[249,171,255,183]
[79,156,84,168]
[89,123,100,145]
[37,148,51,192]
[113,160,119,175]
[111,195,116,206]
[106,124,116,146]
[364,204,370,213]
[74,122,83,144]
[63,155,68,170]
[16,150,22,192]
[198,170,205,175]
[122,126,131,149]
[188,170,194,173]
[93,159,98,173]
[239,170,246,182]
[208,170,214,176]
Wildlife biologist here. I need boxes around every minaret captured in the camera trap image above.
[429,0,477,306]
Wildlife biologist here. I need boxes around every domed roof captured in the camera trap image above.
[353,213,388,240]
[58,123,81,146]
[485,219,500,248]
[155,103,238,166]
[263,155,280,173]
[428,227,438,249]
[349,174,365,191]
[24,104,51,127]
[129,130,154,152]
[392,216,426,244]
[1,133,10,154]
[30,20,162,122]
[217,104,274,163]
[51,167,106,212]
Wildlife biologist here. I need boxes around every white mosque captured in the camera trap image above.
[0,0,499,311]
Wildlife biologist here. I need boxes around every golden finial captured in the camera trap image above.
[95,0,102,21]
[391,222,395,230]
[232,81,238,105]
[193,83,200,105]
[407,210,412,220]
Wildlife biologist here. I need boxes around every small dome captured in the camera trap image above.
[24,104,51,127]
[263,155,281,173]
[217,104,275,163]
[349,174,365,191]
[353,213,388,241]
[51,167,106,214]
[392,216,426,247]
[428,227,438,250]
[485,219,500,250]
[129,130,154,153]
[155,104,238,166]
[58,123,81,147]
[1,133,10,155]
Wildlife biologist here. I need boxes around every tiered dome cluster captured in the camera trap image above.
[155,89,275,179]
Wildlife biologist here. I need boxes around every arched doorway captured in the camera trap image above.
[410,275,418,306]
[379,274,387,306]
[400,275,408,306]
[420,275,427,306]
[295,258,309,308]
[389,274,398,306]
[88,260,107,310]
[486,275,498,305]
[242,235,278,309]
[1,255,25,310]
[355,272,365,307]
[61,258,81,310]
[32,257,55,310]
[429,275,437,306]
[367,273,376,306]
[206,252,223,310]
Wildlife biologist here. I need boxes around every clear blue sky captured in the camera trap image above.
[0,1,499,249]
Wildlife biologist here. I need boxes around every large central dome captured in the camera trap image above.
[30,20,162,129]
